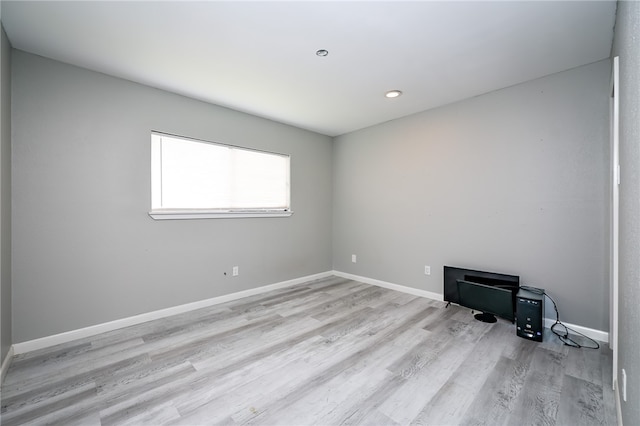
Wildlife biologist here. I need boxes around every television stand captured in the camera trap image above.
[474,312,497,323]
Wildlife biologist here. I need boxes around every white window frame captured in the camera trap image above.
[149,132,292,220]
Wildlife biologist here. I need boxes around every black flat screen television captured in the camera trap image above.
[457,279,515,323]
[444,265,519,322]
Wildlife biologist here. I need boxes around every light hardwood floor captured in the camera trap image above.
[1,276,617,425]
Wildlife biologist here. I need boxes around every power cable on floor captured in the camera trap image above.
[520,285,600,349]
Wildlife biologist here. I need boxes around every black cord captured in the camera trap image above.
[520,285,600,349]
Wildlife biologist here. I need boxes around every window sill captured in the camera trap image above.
[148,210,293,220]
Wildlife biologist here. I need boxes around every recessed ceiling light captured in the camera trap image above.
[316,49,329,57]
[385,90,403,98]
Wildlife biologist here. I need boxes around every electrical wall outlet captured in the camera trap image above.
[352,254,357,263]
[425,265,431,275]
[232,266,239,277]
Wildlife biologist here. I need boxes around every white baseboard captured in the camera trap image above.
[11,269,610,355]
[1,345,14,383]
[333,270,608,343]
[543,318,609,343]
[13,271,333,355]
[332,270,444,302]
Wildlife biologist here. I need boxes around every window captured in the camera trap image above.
[150,132,291,219]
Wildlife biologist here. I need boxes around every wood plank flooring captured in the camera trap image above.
[0,276,617,425]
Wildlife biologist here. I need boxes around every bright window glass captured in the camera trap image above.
[151,132,290,216]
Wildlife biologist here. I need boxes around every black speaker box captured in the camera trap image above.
[516,288,544,342]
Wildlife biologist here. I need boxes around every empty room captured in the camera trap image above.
[0,1,638,425]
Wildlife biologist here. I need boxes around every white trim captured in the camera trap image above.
[543,318,608,343]
[614,378,624,426]
[332,270,444,302]
[610,55,620,389]
[1,345,14,383]
[13,271,332,355]
[11,270,610,355]
[149,210,293,220]
[333,270,608,342]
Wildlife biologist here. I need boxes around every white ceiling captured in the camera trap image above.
[2,1,617,136]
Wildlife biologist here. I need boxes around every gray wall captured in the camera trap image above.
[333,60,610,331]
[12,51,333,343]
[0,21,11,361]
[613,1,640,424]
